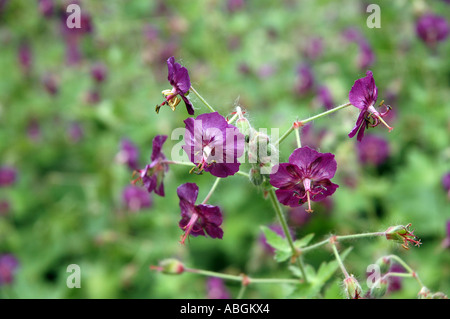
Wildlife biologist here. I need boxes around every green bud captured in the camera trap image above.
[249,166,263,186]
[368,278,388,299]
[236,118,251,142]
[158,258,184,275]
[343,275,363,299]
[418,287,431,299]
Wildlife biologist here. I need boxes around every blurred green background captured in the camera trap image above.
[0,0,449,299]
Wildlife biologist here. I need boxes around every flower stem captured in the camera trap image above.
[190,86,216,113]
[275,102,351,146]
[295,125,302,148]
[300,231,385,254]
[202,177,221,204]
[268,189,308,282]
[382,254,425,288]
[184,267,300,285]
[330,240,350,278]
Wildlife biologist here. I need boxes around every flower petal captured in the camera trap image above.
[269,163,303,189]
[348,70,378,110]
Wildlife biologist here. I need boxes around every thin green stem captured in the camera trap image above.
[190,86,216,112]
[236,285,247,299]
[294,125,302,148]
[202,177,221,204]
[300,231,385,254]
[227,112,239,124]
[275,102,351,146]
[268,189,308,282]
[184,268,300,285]
[382,255,425,288]
[330,241,350,278]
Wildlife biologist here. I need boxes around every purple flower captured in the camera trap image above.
[68,122,83,143]
[0,166,16,187]
[156,56,194,115]
[18,42,32,75]
[270,146,339,212]
[90,62,107,83]
[300,123,327,151]
[177,183,223,244]
[357,42,375,70]
[442,172,450,199]
[122,185,152,212]
[117,139,140,171]
[0,254,19,286]
[295,64,315,95]
[207,277,231,299]
[38,0,54,18]
[182,112,245,178]
[302,37,324,60]
[387,264,406,293]
[348,71,393,142]
[416,13,449,47]
[357,134,390,166]
[316,85,334,110]
[135,135,168,197]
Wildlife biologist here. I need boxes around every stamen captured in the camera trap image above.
[180,213,199,245]
[305,191,314,213]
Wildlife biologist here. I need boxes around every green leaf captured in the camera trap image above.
[260,226,290,251]
[260,226,292,263]
[294,233,315,249]
[287,247,353,298]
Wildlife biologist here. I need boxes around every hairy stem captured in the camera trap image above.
[330,241,350,278]
[190,86,216,113]
[185,267,301,285]
[268,189,308,282]
[275,102,351,146]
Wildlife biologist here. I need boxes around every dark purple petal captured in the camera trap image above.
[416,13,449,45]
[442,172,450,192]
[310,180,339,202]
[207,277,231,299]
[269,163,302,189]
[205,162,240,178]
[288,147,321,171]
[120,139,140,170]
[307,153,337,181]
[177,183,199,207]
[0,167,16,187]
[123,185,152,212]
[0,254,19,286]
[198,205,224,239]
[275,187,306,207]
[151,135,168,162]
[181,94,195,115]
[348,70,378,110]
[167,56,191,94]
[348,111,366,140]
[357,134,390,166]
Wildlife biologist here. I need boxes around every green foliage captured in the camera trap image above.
[0,0,449,299]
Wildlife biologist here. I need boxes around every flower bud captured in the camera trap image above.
[343,275,363,299]
[385,223,421,249]
[236,118,251,142]
[368,278,387,299]
[249,166,263,186]
[155,258,184,275]
[418,287,431,299]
